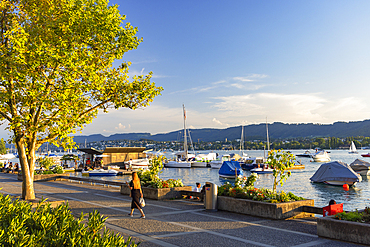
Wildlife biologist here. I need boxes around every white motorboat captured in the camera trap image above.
[0,153,16,160]
[209,154,231,169]
[349,141,358,154]
[190,160,207,168]
[240,157,266,170]
[131,158,150,169]
[250,164,273,174]
[164,160,191,168]
[312,151,331,162]
[192,152,217,167]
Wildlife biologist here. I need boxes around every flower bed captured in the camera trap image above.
[120,185,192,200]
[218,196,314,219]
[216,172,313,219]
[317,211,370,245]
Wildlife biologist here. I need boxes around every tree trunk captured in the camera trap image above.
[15,138,35,200]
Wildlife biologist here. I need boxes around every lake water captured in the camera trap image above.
[13,149,370,212]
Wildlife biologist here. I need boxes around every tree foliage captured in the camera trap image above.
[0,0,162,199]
[267,149,296,193]
[0,138,6,154]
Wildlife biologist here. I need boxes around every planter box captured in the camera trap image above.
[120,185,192,200]
[217,196,314,220]
[317,215,370,245]
[17,173,63,182]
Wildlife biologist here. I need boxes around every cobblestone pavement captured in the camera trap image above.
[0,173,364,247]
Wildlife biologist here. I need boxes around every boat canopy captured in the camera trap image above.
[310,161,361,183]
[219,161,243,177]
[350,159,370,171]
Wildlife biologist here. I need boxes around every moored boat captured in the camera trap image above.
[164,160,191,168]
[312,151,331,162]
[241,157,266,170]
[130,158,150,169]
[250,164,273,174]
[361,153,370,157]
[296,150,313,158]
[82,169,118,177]
[209,154,230,169]
[310,161,362,186]
[218,161,243,178]
[350,159,370,176]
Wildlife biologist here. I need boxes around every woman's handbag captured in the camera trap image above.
[140,197,146,207]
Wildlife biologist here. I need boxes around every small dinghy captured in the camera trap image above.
[350,159,370,176]
[310,161,362,186]
[312,151,331,162]
[82,169,118,177]
[218,161,243,178]
[250,164,273,174]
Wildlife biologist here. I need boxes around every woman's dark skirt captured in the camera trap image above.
[131,188,142,209]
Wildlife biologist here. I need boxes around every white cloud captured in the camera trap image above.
[211,93,370,125]
[212,118,230,127]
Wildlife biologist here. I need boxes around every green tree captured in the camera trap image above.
[0,0,162,199]
[0,138,6,155]
[267,149,296,193]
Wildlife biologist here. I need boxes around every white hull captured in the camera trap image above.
[191,161,207,168]
[250,167,274,174]
[131,159,150,169]
[312,157,331,162]
[165,161,191,168]
[323,180,357,186]
[312,151,331,162]
[209,161,222,169]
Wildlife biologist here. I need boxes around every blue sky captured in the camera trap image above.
[3,0,370,140]
[80,0,370,136]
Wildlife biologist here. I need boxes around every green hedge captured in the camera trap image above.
[0,193,138,246]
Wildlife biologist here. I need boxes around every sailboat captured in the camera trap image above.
[349,141,358,154]
[164,105,192,168]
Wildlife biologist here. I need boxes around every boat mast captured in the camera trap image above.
[240,125,244,152]
[266,117,270,151]
[183,104,188,160]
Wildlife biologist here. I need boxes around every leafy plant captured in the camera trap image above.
[137,156,183,188]
[37,157,55,170]
[335,207,370,223]
[267,149,296,193]
[217,173,305,203]
[0,192,138,246]
[52,165,64,174]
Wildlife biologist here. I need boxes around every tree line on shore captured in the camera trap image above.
[62,136,368,152]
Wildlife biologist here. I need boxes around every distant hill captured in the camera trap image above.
[72,119,370,143]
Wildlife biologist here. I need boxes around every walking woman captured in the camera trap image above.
[128,172,146,218]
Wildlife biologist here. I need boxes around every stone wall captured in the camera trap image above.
[121,185,192,200]
[317,215,370,245]
[17,173,63,182]
[217,196,314,220]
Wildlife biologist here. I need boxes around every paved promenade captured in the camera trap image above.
[0,173,363,247]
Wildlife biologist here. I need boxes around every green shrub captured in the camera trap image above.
[52,165,64,174]
[0,193,138,246]
[37,157,55,170]
[335,207,370,223]
[137,156,184,188]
